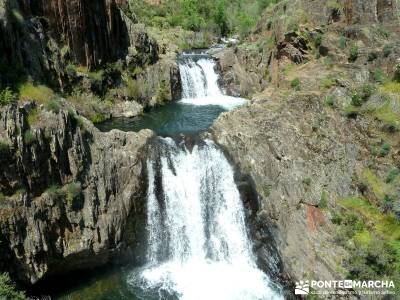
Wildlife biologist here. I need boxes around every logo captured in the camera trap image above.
[295,280,310,295]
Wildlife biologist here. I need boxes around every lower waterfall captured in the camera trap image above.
[127,138,282,300]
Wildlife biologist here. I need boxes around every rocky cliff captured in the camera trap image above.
[211,0,400,290]
[0,103,153,285]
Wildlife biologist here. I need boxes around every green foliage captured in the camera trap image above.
[155,79,169,104]
[0,87,17,106]
[395,64,400,82]
[383,44,393,57]
[24,130,36,145]
[46,185,65,198]
[319,190,328,209]
[350,91,362,107]
[334,197,400,290]
[66,182,83,210]
[0,193,5,202]
[302,177,311,186]
[325,95,335,107]
[378,143,391,157]
[0,139,9,155]
[314,33,323,48]
[348,44,359,62]
[367,51,378,62]
[46,99,62,114]
[320,76,336,90]
[350,84,375,107]
[338,35,347,50]
[89,113,107,124]
[290,78,301,91]
[0,273,27,300]
[129,0,280,37]
[373,68,387,83]
[19,83,55,104]
[125,77,140,100]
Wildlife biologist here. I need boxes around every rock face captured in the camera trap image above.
[0,103,154,285]
[211,93,361,283]
[18,0,129,68]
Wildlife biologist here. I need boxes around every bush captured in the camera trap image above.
[383,45,392,57]
[314,33,323,48]
[125,77,140,100]
[348,44,359,62]
[46,185,65,198]
[351,92,363,106]
[0,87,16,106]
[386,168,400,183]
[0,273,27,300]
[378,143,390,157]
[23,130,36,145]
[338,35,347,50]
[320,77,336,90]
[0,139,9,155]
[373,68,386,83]
[395,64,400,82]
[46,99,61,114]
[325,95,335,107]
[359,84,375,100]
[89,113,107,124]
[66,182,83,210]
[367,52,378,62]
[291,78,301,91]
[319,190,329,209]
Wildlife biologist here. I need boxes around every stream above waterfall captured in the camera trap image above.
[97,51,246,136]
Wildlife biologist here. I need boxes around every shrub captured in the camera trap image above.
[320,77,336,90]
[395,64,400,82]
[45,99,61,114]
[27,109,38,125]
[66,182,83,210]
[0,193,5,202]
[46,185,64,198]
[0,87,16,106]
[348,44,358,62]
[383,45,392,57]
[23,130,36,145]
[314,33,323,48]
[302,177,311,186]
[338,35,347,50]
[325,95,335,107]
[367,52,378,62]
[378,143,390,157]
[291,78,301,91]
[0,139,9,155]
[89,113,107,124]
[351,92,363,106]
[319,190,329,209]
[125,77,140,100]
[359,84,375,100]
[0,273,27,300]
[373,68,386,83]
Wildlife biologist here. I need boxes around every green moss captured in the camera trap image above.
[381,81,400,95]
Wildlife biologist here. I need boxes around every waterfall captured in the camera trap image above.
[128,138,282,300]
[178,54,247,110]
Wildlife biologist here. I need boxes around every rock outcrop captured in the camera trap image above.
[0,103,154,285]
[212,93,359,283]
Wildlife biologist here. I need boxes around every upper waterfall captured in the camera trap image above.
[128,138,283,300]
[178,53,247,109]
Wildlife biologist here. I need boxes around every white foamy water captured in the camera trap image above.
[127,138,282,300]
[178,57,247,109]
